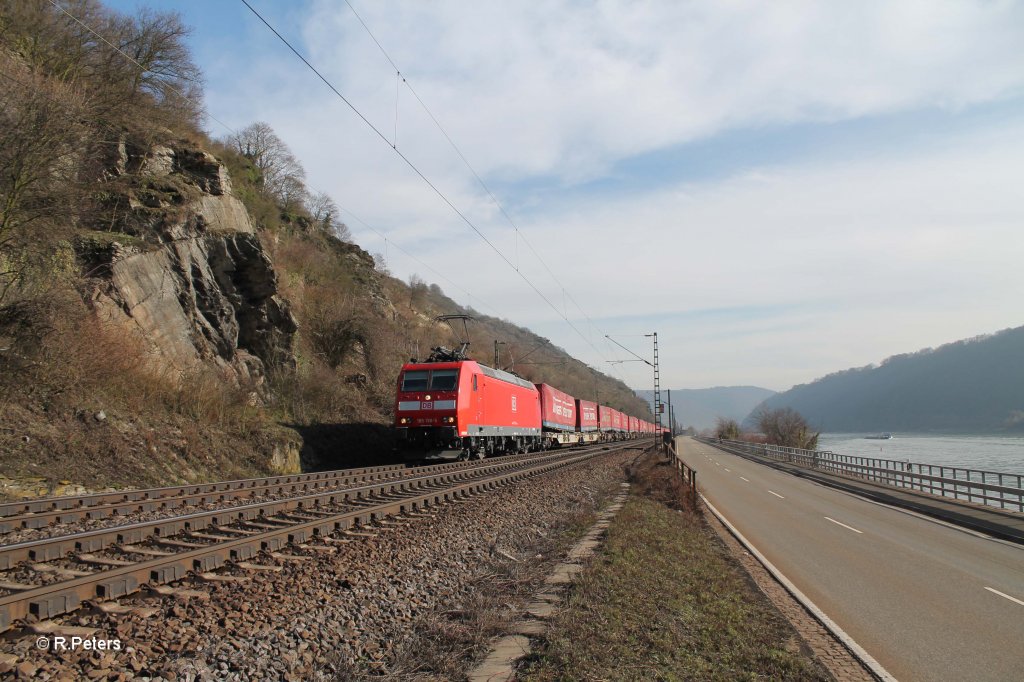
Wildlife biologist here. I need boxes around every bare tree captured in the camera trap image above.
[100,8,203,126]
[305,190,351,241]
[0,1,203,131]
[0,52,89,305]
[224,122,305,204]
[714,416,740,440]
[753,406,819,450]
[371,252,390,275]
[408,274,429,309]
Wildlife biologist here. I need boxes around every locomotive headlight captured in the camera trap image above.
[424,395,431,401]
[399,418,409,424]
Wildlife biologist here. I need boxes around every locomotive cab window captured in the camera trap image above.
[401,370,429,391]
[429,369,459,391]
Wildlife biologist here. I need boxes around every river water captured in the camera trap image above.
[817,433,1024,476]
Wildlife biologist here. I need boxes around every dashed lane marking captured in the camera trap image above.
[824,516,863,534]
[701,496,897,682]
[985,586,1024,607]
[740,476,750,482]
[724,468,731,472]
[768,490,785,499]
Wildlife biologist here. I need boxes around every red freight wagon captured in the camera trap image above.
[537,384,597,447]
[610,409,624,433]
[576,399,599,432]
[395,359,542,461]
[598,405,613,431]
[536,384,576,432]
[628,416,639,435]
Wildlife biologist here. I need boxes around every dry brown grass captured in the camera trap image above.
[626,446,697,512]
[522,450,828,682]
[0,292,279,490]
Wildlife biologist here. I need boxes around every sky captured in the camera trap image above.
[105,0,1024,392]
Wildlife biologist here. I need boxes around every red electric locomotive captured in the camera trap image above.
[394,346,543,461]
[393,317,658,459]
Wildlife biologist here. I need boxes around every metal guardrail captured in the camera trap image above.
[667,440,697,503]
[702,438,1024,513]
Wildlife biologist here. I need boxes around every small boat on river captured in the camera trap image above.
[865,432,893,440]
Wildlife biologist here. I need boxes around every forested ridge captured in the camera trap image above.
[749,326,1024,434]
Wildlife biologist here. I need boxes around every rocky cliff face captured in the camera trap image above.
[84,139,297,388]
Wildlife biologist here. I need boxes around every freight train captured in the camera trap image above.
[393,344,664,461]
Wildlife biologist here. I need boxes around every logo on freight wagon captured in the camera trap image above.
[553,397,574,419]
[511,396,517,412]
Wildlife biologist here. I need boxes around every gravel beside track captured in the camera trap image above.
[0,448,638,680]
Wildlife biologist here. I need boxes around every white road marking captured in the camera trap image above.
[985,586,1024,607]
[715,462,721,467]
[724,468,731,472]
[740,476,750,482]
[825,517,863,534]
[768,490,785,499]
[701,496,897,682]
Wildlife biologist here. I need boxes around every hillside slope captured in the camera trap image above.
[0,1,647,495]
[748,326,1024,434]
[635,387,775,431]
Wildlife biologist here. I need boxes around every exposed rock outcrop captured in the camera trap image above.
[85,140,297,386]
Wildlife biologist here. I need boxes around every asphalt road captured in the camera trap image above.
[679,437,1024,682]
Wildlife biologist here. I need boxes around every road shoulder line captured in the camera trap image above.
[701,494,896,682]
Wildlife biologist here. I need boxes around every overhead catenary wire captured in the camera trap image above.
[44,1,498,324]
[51,0,637,388]
[333,204,502,317]
[240,0,607,369]
[42,0,606,384]
[338,0,621,368]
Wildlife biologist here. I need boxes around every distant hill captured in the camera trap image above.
[747,326,1024,434]
[636,387,776,432]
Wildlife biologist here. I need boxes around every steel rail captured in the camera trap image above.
[0,465,404,518]
[0,442,641,630]
[0,453,565,568]
[0,443,615,526]
[0,456,526,533]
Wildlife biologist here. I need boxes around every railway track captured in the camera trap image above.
[0,459,501,535]
[0,441,643,632]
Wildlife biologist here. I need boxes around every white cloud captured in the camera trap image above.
[294,0,1024,182]
[203,0,1024,389]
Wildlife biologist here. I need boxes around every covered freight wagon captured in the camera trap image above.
[576,399,598,432]
[573,398,601,444]
[628,416,639,438]
[536,384,597,447]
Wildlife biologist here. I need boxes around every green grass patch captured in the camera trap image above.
[522,486,827,681]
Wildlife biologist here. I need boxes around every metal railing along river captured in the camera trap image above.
[704,438,1024,513]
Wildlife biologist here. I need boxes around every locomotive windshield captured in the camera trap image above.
[401,370,429,391]
[429,369,459,391]
[400,368,459,391]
